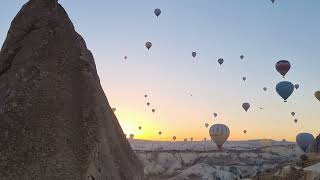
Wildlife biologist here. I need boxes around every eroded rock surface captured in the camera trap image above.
[0,0,143,179]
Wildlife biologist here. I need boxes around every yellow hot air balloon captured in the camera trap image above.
[315,91,320,101]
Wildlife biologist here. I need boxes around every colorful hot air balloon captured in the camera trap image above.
[192,52,197,58]
[152,109,156,113]
[129,134,134,139]
[138,126,142,130]
[240,55,244,60]
[275,60,291,78]
[296,133,314,152]
[314,91,320,101]
[242,77,247,82]
[242,102,250,112]
[145,42,152,50]
[154,8,161,17]
[147,102,150,106]
[291,112,295,116]
[276,81,294,102]
[173,136,176,141]
[294,84,299,90]
[205,123,209,128]
[218,58,224,65]
[209,124,230,150]
[294,119,298,123]
[213,113,218,118]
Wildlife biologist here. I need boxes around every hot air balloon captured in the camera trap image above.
[145,42,152,50]
[124,56,127,60]
[147,102,150,106]
[129,134,134,139]
[138,126,142,130]
[144,94,148,98]
[275,60,291,78]
[205,123,209,128]
[184,138,187,142]
[271,0,275,3]
[242,102,250,112]
[291,112,295,116]
[190,137,193,141]
[209,124,230,150]
[158,131,162,135]
[296,133,314,152]
[204,137,207,141]
[218,58,224,65]
[242,77,247,82]
[276,81,294,102]
[260,139,272,148]
[294,119,298,123]
[315,91,320,101]
[173,136,176,141]
[213,113,218,118]
[154,8,161,17]
[192,52,197,58]
[243,130,247,134]
[294,84,299,90]
[263,87,267,91]
[240,55,244,60]
[152,109,156,113]
[112,108,116,112]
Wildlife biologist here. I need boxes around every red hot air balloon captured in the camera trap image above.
[275,60,291,78]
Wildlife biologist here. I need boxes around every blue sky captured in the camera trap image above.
[1,0,320,141]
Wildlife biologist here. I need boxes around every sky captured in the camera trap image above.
[1,0,320,141]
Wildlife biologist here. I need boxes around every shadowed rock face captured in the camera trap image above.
[0,0,144,179]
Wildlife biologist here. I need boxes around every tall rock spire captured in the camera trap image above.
[0,1,143,179]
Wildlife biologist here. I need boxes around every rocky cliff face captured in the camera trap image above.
[0,0,143,179]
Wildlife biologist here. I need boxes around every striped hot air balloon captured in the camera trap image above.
[209,124,230,150]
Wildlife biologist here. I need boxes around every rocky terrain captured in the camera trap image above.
[0,0,143,179]
[130,140,307,180]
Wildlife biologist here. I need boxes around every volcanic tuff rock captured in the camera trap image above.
[0,0,143,179]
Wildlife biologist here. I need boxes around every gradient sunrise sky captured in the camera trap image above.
[1,0,319,141]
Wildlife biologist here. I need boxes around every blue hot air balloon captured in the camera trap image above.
[276,81,294,102]
[296,133,314,152]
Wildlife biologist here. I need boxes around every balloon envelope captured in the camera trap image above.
[263,87,267,91]
[173,136,176,141]
[218,58,224,65]
[138,126,142,130]
[242,102,250,112]
[145,42,152,50]
[315,91,320,101]
[129,134,134,139]
[294,84,299,90]
[205,123,209,128]
[275,60,291,77]
[147,102,150,106]
[240,55,244,60]
[209,124,230,149]
[192,52,197,58]
[242,77,247,81]
[276,81,294,102]
[152,109,156,113]
[213,113,218,117]
[296,133,314,152]
[154,8,161,17]
[294,119,298,123]
[291,112,295,116]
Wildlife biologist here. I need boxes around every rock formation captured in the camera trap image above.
[0,0,143,179]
